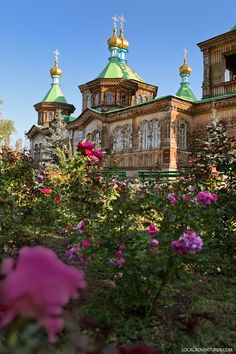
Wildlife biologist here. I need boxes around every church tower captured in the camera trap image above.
[198,26,236,98]
[79,16,157,112]
[34,49,75,127]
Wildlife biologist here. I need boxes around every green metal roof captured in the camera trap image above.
[176,82,196,102]
[97,61,144,82]
[231,25,236,30]
[42,84,67,103]
[64,115,77,123]
[196,92,236,103]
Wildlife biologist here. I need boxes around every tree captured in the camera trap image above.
[0,99,16,146]
[187,105,236,181]
[42,109,71,167]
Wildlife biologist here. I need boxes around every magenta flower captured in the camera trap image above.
[81,240,91,248]
[0,246,86,343]
[54,197,61,203]
[148,224,159,237]
[77,221,85,233]
[171,229,203,255]
[182,195,191,203]
[168,193,178,205]
[76,141,94,151]
[197,191,217,207]
[40,188,51,195]
[118,243,125,250]
[148,238,159,252]
[93,149,103,160]
[115,251,123,258]
[116,257,126,267]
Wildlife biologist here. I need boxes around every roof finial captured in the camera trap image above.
[54,49,60,66]
[112,14,118,30]
[119,15,126,30]
[183,48,188,65]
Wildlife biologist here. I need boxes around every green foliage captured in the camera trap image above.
[0,118,16,146]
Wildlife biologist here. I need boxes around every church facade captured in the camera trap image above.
[26,22,236,175]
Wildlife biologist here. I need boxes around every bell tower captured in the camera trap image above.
[198,26,236,98]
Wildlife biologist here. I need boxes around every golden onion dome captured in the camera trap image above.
[50,64,62,77]
[107,28,122,47]
[119,28,129,49]
[179,57,191,75]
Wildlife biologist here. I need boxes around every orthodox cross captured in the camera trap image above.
[112,15,118,29]
[54,49,60,65]
[119,15,126,29]
[183,48,188,64]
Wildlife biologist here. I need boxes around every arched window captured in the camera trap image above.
[113,128,123,153]
[123,125,132,151]
[86,95,92,108]
[136,95,142,104]
[121,95,126,106]
[140,122,149,150]
[92,130,101,148]
[39,143,43,161]
[95,93,100,106]
[48,112,53,122]
[142,96,148,102]
[179,123,187,149]
[107,92,114,105]
[34,143,39,161]
[150,121,160,148]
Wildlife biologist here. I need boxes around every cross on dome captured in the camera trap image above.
[183,48,188,64]
[112,15,118,29]
[119,15,126,29]
[54,49,60,65]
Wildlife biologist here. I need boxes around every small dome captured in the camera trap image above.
[107,28,122,48]
[179,63,191,75]
[119,28,129,50]
[50,64,62,77]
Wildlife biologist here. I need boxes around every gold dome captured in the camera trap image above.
[179,63,191,75]
[107,28,122,47]
[50,64,62,77]
[119,28,129,49]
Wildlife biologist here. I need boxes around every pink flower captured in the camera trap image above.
[182,195,191,203]
[168,193,178,205]
[118,243,125,250]
[148,224,159,237]
[92,149,103,160]
[76,141,94,151]
[77,221,85,233]
[54,197,61,203]
[40,188,51,195]
[81,240,91,248]
[0,246,86,343]
[188,185,196,192]
[197,191,217,207]
[116,251,123,258]
[171,229,203,255]
[148,239,159,252]
[116,257,126,267]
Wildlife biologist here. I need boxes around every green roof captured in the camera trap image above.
[176,82,197,102]
[196,92,236,103]
[231,25,236,30]
[97,61,144,82]
[42,84,67,103]
[64,115,77,123]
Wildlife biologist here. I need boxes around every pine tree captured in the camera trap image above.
[42,109,72,167]
[187,105,236,180]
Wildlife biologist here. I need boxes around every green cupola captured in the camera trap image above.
[176,49,196,102]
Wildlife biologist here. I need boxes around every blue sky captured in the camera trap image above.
[0,0,236,143]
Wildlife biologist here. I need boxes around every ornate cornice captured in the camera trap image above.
[193,96,236,114]
[34,101,75,113]
[25,125,50,139]
[198,30,236,51]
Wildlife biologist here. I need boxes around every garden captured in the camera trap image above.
[0,118,235,354]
